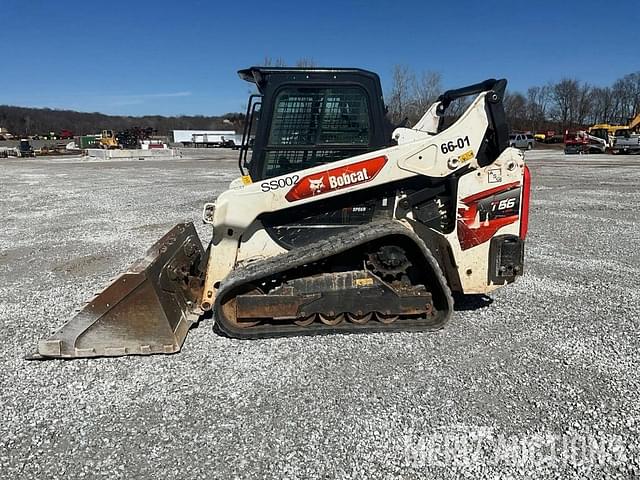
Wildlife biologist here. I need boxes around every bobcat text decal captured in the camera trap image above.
[285,156,388,202]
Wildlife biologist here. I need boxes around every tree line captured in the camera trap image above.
[0,105,245,137]
[386,66,640,132]
[4,64,638,138]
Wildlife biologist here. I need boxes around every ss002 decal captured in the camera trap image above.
[260,174,300,192]
[457,182,521,250]
[285,156,387,202]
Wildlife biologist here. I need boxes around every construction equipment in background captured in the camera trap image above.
[31,67,530,360]
[39,143,80,156]
[219,134,243,149]
[564,130,607,154]
[588,117,640,154]
[0,127,14,141]
[16,139,35,157]
[588,112,640,146]
[534,130,564,144]
[99,130,120,149]
[588,126,614,146]
[589,123,627,137]
[116,127,155,149]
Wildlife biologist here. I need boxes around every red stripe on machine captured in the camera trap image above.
[457,182,522,250]
[461,181,520,204]
[519,166,531,240]
[285,156,388,202]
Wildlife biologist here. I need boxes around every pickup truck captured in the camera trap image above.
[611,131,640,154]
[509,133,535,150]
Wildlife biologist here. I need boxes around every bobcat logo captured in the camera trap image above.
[308,177,325,194]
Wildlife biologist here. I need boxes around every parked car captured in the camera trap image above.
[509,133,535,150]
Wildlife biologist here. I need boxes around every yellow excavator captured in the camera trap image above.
[588,113,640,142]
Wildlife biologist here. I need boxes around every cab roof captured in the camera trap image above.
[237,66,382,93]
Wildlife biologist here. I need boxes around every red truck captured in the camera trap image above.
[564,130,607,154]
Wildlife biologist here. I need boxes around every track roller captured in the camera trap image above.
[347,312,373,324]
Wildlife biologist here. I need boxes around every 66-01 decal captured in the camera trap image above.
[440,135,471,154]
[260,175,300,192]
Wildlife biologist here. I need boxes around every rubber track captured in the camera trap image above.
[213,221,454,339]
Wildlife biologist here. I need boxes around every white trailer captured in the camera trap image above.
[171,130,236,147]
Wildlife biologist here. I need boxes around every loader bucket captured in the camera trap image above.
[29,222,206,359]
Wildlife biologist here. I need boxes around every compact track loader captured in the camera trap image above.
[31,67,531,359]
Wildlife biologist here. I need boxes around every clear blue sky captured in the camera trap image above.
[0,0,638,116]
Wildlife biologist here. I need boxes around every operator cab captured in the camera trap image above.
[236,68,510,251]
[237,67,392,181]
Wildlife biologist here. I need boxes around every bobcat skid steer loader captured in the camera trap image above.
[30,67,531,359]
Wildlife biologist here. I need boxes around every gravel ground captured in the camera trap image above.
[1,150,639,479]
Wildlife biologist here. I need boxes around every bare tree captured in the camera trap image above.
[261,57,317,68]
[504,92,528,131]
[551,78,580,127]
[629,72,640,118]
[588,87,613,124]
[575,82,593,126]
[294,57,317,67]
[612,72,640,122]
[262,56,286,67]
[387,65,416,126]
[413,71,442,117]
[526,85,551,132]
[445,97,472,120]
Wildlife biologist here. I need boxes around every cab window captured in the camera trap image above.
[263,86,371,178]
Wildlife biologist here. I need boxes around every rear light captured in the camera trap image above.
[519,165,531,239]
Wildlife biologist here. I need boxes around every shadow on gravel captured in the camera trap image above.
[189,310,213,331]
[453,293,494,311]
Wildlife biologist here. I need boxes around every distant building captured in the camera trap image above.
[171,130,237,147]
